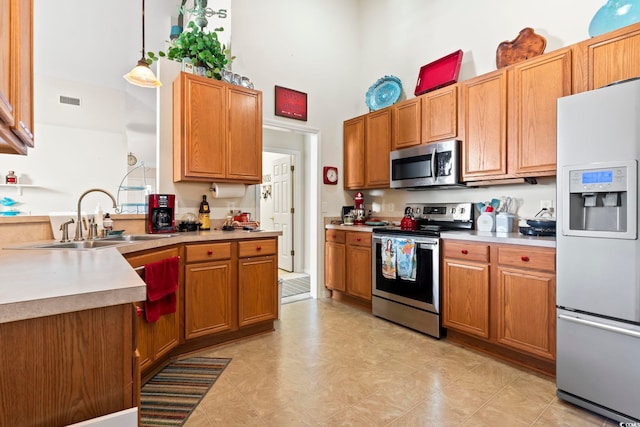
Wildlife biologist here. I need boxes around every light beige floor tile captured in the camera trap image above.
[173,299,605,427]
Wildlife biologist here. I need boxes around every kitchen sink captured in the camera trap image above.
[28,240,126,250]
[103,234,176,241]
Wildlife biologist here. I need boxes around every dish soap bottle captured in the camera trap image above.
[199,195,210,230]
[103,213,114,235]
[94,204,104,236]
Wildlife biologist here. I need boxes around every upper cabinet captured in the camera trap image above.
[461,48,572,182]
[173,72,262,184]
[343,108,391,190]
[574,21,640,92]
[392,84,458,150]
[0,0,34,155]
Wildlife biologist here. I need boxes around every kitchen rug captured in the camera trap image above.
[139,357,231,427]
[281,275,310,297]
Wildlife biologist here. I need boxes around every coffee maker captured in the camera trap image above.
[354,192,366,225]
[146,194,176,234]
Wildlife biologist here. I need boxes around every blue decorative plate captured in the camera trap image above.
[366,75,402,111]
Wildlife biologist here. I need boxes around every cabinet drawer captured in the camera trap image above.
[325,229,346,243]
[186,242,232,263]
[238,239,277,257]
[497,246,555,272]
[346,232,372,247]
[443,241,490,263]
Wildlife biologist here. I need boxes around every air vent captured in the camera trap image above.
[59,95,81,106]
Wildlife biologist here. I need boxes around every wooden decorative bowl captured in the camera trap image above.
[496,27,547,69]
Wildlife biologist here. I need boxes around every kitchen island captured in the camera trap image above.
[0,229,281,426]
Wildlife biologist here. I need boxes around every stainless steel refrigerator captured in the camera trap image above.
[556,78,640,423]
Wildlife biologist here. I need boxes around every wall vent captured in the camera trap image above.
[59,95,81,106]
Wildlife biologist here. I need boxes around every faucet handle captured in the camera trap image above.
[59,218,75,243]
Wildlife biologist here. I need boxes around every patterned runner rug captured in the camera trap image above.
[281,275,310,297]
[140,357,231,426]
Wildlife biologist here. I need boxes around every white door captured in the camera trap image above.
[272,154,294,272]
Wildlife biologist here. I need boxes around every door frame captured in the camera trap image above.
[262,119,322,299]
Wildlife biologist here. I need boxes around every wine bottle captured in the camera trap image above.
[199,195,210,230]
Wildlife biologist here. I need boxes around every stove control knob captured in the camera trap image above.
[459,207,465,214]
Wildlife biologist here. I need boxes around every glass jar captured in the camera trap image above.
[5,171,17,184]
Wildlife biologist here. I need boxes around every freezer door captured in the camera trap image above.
[557,309,640,421]
[556,236,640,322]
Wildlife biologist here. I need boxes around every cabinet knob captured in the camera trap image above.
[136,306,143,317]
[461,249,468,254]
[357,237,361,242]
[521,256,530,262]
[256,246,262,250]
[207,250,213,255]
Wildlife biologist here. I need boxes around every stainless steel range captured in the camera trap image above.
[372,202,474,338]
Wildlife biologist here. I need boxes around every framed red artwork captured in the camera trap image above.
[275,86,307,121]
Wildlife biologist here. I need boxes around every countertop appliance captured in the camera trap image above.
[390,139,465,189]
[146,194,176,234]
[556,78,640,423]
[372,202,473,338]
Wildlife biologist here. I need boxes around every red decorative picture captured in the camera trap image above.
[275,86,307,121]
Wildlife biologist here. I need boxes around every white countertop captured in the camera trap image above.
[0,230,282,324]
[325,224,387,233]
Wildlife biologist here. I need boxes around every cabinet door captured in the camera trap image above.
[325,241,346,291]
[365,108,391,188]
[421,84,458,143]
[392,98,421,150]
[185,260,234,339]
[460,70,507,181]
[508,49,571,176]
[495,267,556,360]
[343,116,365,189]
[227,86,262,183]
[173,73,226,181]
[345,244,372,301]
[238,255,278,327]
[574,22,640,92]
[442,259,490,338]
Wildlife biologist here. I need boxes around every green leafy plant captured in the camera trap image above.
[147,21,234,80]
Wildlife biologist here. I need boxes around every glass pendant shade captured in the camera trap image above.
[124,59,162,88]
[589,0,640,37]
[124,0,161,88]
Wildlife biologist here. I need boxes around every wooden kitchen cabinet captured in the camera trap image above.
[173,72,262,184]
[495,245,556,361]
[345,232,372,301]
[461,49,571,182]
[324,229,372,305]
[343,108,391,189]
[392,84,459,150]
[573,21,640,93]
[125,247,181,373]
[442,241,491,338]
[184,242,235,339]
[0,0,33,155]
[238,239,279,327]
[0,304,136,425]
[442,238,557,375]
[324,229,346,292]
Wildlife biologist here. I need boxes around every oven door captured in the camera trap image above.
[372,234,440,313]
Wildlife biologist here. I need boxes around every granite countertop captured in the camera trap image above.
[0,230,282,324]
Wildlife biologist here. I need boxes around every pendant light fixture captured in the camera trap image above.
[124,0,162,87]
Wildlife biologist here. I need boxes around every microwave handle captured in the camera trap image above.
[431,146,438,179]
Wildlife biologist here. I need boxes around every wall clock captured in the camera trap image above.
[323,166,338,185]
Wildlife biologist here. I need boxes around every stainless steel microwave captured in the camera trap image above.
[390,139,465,189]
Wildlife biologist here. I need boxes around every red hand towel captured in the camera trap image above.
[143,256,179,323]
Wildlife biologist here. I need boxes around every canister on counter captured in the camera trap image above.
[496,212,515,233]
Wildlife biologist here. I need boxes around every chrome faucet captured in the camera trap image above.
[74,188,117,241]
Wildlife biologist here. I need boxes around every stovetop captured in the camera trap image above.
[373,202,474,237]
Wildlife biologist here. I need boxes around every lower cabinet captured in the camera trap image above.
[324,229,372,305]
[238,239,279,326]
[184,242,234,338]
[125,247,181,373]
[442,239,556,374]
[0,304,136,425]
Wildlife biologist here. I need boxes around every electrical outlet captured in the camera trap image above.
[540,200,554,211]
[321,201,328,213]
[387,203,395,212]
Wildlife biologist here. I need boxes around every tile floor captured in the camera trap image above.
[184,299,617,427]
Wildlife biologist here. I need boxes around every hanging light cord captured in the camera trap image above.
[141,0,147,60]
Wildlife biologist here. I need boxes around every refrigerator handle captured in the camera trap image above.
[559,314,640,339]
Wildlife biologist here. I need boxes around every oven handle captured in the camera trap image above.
[418,242,438,249]
[373,236,439,246]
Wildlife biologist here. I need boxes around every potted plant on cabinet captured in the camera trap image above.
[147,20,233,80]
